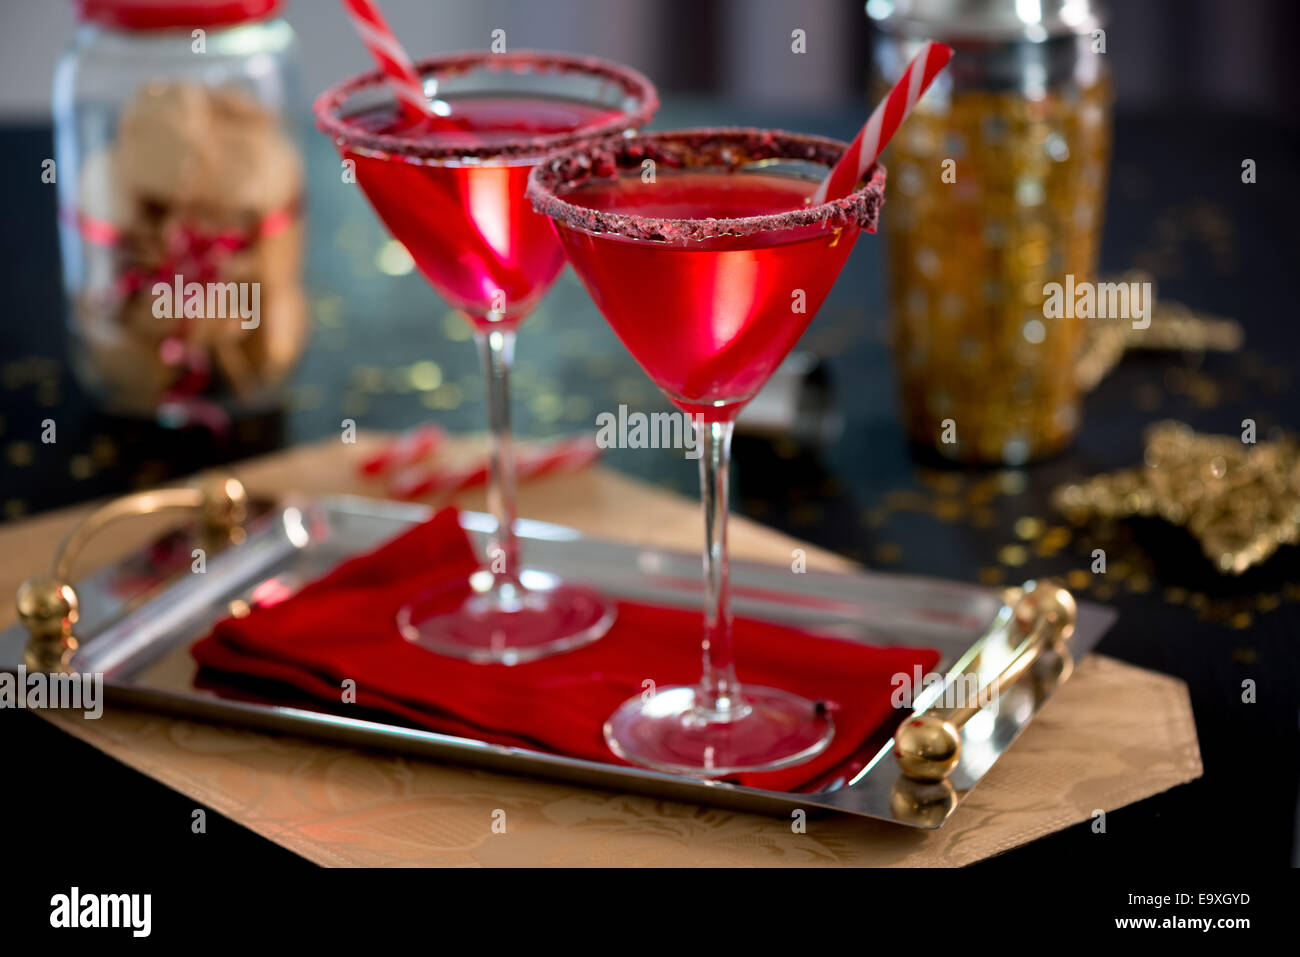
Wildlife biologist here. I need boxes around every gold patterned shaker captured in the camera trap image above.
[868,0,1114,463]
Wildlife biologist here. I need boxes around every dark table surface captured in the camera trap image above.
[1,99,1297,871]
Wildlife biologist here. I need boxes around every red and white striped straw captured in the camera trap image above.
[388,434,602,500]
[358,424,446,476]
[340,0,435,122]
[811,41,954,204]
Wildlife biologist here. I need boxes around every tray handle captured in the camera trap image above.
[893,581,1077,782]
[15,474,249,672]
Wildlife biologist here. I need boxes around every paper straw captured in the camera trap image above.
[359,424,446,476]
[389,435,602,500]
[340,0,435,122]
[811,41,953,204]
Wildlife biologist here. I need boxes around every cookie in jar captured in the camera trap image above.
[53,0,306,421]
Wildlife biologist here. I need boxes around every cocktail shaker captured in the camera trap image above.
[868,0,1112,464]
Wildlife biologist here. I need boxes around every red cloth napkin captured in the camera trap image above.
[192,508,939,792]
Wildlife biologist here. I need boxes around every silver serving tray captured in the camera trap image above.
[0,496,1115,827]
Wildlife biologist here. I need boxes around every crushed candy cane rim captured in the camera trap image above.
[526,127,886,243]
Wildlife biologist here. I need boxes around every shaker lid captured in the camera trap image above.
[866,0,1105,40]
[75,0,282,30]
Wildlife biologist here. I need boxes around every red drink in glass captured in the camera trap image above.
[554,171,859,419]
[316,53,657,664]
[343,96,627,326]
[530,129,885,775]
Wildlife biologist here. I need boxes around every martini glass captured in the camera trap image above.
[315,52,658,664]
[528,129,886,775]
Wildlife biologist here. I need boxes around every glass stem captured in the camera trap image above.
[475,327,521,595]
[695,418,747,721]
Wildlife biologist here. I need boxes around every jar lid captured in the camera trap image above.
[866,0,1106,41]
[75,0,283,30]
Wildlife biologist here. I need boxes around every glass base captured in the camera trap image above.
[396,573,615,665]
[603,685,834,777]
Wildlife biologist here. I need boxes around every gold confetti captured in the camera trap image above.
[998,544,1028,566]
[1067,569,1092,590]
[933,499,964,522]
[978,566,1005,585]
[6,442,33,467]
[873,543,903,564]
[1255,593,1281,612]
[1014,516,1044,540]
[1053,420,1300,575]
[407,361,442,392]
[69,455,94,480]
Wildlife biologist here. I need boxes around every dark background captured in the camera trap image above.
[1,0,1298,880]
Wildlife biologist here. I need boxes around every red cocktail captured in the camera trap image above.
[315,53,658,664]
[529,129,886,774]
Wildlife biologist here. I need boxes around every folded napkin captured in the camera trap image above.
[192,508,939,792]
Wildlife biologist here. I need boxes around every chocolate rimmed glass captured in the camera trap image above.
[529,129,885,775]
[315,52,658,665]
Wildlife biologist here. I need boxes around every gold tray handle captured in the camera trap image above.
[15,474,249,673]
[893,581,1077,782]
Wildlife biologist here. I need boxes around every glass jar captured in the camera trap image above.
[869,0,1113,464]
[53,0,307,425]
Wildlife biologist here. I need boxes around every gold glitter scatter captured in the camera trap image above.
[1228,612,1252,630]
[227,599,251,619]
[90,435,118,466]
[1066,569,1092,590]
[1231,647,1257,664]
[998,544,1028,566]
[884,489,929,512]
[36,380,60,407]
[442,312,472,342]
[919,470,962,496]
[1014,516,1044,540]
[862,507,888,528]
[1255,593,1281,612]
[873,543,903,564]
[1284,584,1300,602]
[7,442,33,467]
[530,393,563,423]
[971,508,997,528]
[1092,582,1115,601]
[978,566,1005,585]
[374,239,414,276]
[406,361,442,392]
[1163,587,1188,604]
[1053,420,1300,575]
[351,366,387,393]
[1041,526,1072,549]
[998,471,1027,496]
[1125,573,1152,593]
[422,384,463,410]
[933,499,964,522]
[69,455,94,480]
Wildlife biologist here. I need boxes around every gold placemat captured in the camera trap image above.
[0,434,1202,866]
